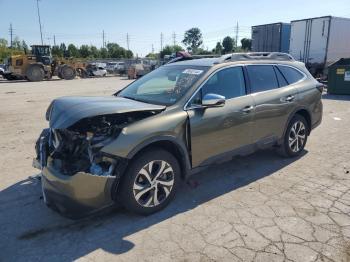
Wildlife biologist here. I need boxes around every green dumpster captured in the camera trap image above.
[328,58,350,95]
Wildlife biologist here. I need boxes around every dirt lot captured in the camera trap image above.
[0,77,350,262]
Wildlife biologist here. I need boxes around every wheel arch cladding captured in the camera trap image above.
[126,138,191,180]
[294,109,311,134]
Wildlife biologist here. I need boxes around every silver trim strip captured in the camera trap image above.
[183,63,307,110]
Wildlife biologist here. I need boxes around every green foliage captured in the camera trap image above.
[67,44,80,57]
[214,42,223,54]
[182,27,203,52]
[241,38,252,51]
[222,36,234,54]
[0,38,24,63]
[160,45,184,58]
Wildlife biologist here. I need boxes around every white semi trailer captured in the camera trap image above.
[289,16,350,77]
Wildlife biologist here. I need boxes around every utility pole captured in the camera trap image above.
[36,0,43,45]
[9,23,13,48]
[172,32,176,46]
[126,33,130,50]
[152,44,154,53]
[102,30,105,48]
[53,35,56,46]
[235,22,239,49]
[160,32,164,51]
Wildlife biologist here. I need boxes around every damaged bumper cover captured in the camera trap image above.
[36,157,117,219]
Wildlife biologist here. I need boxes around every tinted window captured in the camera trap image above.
[274,66,288,87]
[247,65,279,93]
[201,67,246,100]
[277,66,304,84]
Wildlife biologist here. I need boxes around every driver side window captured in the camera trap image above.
[190,66,246,106]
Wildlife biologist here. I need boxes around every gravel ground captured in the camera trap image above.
[0,77,349,262]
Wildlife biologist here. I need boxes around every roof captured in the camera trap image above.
[252,22,290,28]
[164,58,220,67]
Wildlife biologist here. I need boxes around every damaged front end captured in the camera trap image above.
[34,105,161,218]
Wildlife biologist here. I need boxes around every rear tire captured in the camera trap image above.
[118,149,181,215]
[26,65,44,82]
[278,115,309,157]
[60,65,76,80]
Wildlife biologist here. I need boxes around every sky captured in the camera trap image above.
[0,0,350,56]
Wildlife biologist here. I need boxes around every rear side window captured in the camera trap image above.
[247,65,279,93]
[277,66,304,84]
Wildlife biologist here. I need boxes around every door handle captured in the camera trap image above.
[241,105,254,113]
[285,95,295,102]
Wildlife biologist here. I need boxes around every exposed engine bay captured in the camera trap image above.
[36,111,158,176]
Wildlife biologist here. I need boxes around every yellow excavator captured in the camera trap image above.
[3,45,85,81]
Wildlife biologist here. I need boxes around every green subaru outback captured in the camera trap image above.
[34,52,323,218]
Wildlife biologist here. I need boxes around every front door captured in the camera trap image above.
[186,66,255,167]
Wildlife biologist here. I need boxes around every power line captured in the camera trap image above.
[36,0,43,45]
[9,23,14,48]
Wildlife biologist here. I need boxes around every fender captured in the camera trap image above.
[126,135,192,174]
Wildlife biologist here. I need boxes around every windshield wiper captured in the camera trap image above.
[120,95,146,103]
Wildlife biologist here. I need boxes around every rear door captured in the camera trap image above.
[247,65,299,145]
[187,66,255,167]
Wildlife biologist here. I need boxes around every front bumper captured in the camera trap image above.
[37,158,117,219]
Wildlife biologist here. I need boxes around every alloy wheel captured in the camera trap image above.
[133,160,174,207]
[288,121,306,153]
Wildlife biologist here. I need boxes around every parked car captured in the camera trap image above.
[86,64,107,77]
[0,64,5,77]
[106,62,118,73]
[34,52,323,218]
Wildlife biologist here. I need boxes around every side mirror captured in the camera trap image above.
[202,93,226,107]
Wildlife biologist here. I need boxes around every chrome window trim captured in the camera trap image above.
[184,64,245,110]
[184,63,308,110]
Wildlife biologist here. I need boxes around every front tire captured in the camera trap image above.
[26,65,44,82]
[118,149,180,215]
[278,115,309,157]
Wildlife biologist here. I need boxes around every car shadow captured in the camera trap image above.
[322,93,350,101]
[0,149,307,261]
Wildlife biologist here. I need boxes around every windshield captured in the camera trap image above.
[118,65,208,105]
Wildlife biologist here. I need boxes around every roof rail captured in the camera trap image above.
[217,52,295,63]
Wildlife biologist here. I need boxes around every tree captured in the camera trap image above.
[222,36,234,54]
[214,42,223,54]
[67,44,80,57]
[79,45,90,58]
[51,45,62,57]
[182,27,203,52]
[0,38,8,48]
[21,40,28,53]
[90,45,99,58]
[60,43,67,57]
[12,36,22,50]
[125,50,133,58]
[160,45,184,58]
[241,38,252,51]
[100,47,108,58]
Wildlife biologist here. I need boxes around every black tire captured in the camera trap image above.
[118,148,181,215]
[278,114,309,157]
[26,65,44,82]
[60,65,76,80]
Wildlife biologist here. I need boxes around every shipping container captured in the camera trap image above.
[289,16,350,76]
[251,23,291,53]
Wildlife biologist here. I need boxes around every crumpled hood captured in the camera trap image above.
[47,96,166,129]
